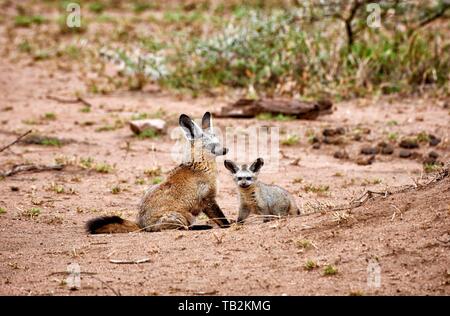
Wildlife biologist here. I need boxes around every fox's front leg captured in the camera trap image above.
[237,206,250,224]
[202,200,230,228]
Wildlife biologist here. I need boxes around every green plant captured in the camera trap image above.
[281,134,300,146]
[43,112,57,120]
[424,163,442,173]
[323,264,338,276]
[89,2,105,14]
[15,15,46,27]
[388,132,398,142]
[111,185,121,194]
[303,184,329,195]
[137,129,158,139]
[24,207,41,218]
[304,260,318,271]
[79,157,94,169]
[40,138,62,147]
[0,207,6,214]
[152,177,163,184]
[95,163,113,174]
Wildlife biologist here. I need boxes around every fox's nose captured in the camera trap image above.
[213,146,228,156]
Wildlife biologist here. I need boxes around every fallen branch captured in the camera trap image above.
[214,98,333,119]
[0,164,64,177]
[47,95,93,108]
[109,258,151,264]
[0,130,32,153]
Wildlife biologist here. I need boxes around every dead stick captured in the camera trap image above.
[109,258,150,264]
[0,130,32,153]
[1,164,64,177]
[47,95,92,107]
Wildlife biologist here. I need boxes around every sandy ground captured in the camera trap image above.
[0,55,449,295]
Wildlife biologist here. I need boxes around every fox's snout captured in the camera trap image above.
[238,181,251,188]
[212,145,228,156]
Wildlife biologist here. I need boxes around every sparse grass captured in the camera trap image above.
[43,112,57,120]
[15,15,46,27]
[79,157,94,169]
[292,177,303,184]
[387,132,398,142]
[333,172,343,177]
[295,239,313,250]
[135,178,145,185]
[137,128,158,139]
[424,163,443,173]
[0,207,6,215]
[151,177,163,185]
[40,138,62,147]
[95,163,113,174]
[89,2,105,14]
[323,265,338,276]
[80,106,91,113]
[256,113,295,121]
[303,184,329,195]
[144,167,162,177]
[304,260,318,271]
[362,178,382,186]
[281,134,300,146]
[386,120,398,126]
[23,207,41,219]
[111,185,121,194]
[416,131,430,143]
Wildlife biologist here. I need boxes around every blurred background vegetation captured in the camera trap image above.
[1,0,449,99]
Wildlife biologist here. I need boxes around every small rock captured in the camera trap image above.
[312,142,321,150]
[10,186,19,191]
[428,151,439,159]
[333,150,349,160]
[360,146,378,155]
[335,127,346,135]
[352,134,362,141]
[423,157,436,165]
[428,134,441,147]
[356,155,375,166]
[129,119,166,135]
[322,127,345,137]
[310,136,320,144]
[377,142,394,155]
[399,138,419,149]
[399,150,412,158]
[323,136,344,145]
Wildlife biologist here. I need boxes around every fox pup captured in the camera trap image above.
[224,158,300,223]
[86,112,230,234]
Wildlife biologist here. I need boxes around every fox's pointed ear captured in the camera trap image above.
[179,114,202,141]
[202,112,213,131]
[249,158,264,173]
[224,160,239,174]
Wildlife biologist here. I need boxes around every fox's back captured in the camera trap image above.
[258,182,299,215]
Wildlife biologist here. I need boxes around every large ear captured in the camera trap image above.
[224,160,239,174]
[249,158,264,173]
[179,114,203,141]
[201,112,213,131]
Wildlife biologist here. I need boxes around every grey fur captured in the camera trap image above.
[224,158,300,223]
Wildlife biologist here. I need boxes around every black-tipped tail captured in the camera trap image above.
[188,224,214,230]
[86,216,140,234]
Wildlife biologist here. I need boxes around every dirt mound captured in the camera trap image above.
[1,168,448,295]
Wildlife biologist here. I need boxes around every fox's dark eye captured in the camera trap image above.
[246,177,252,181]
[237,177,242,181]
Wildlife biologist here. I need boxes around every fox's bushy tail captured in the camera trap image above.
[86,216,140,234]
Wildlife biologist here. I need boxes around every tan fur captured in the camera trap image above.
[95,220,140,234]
[86,113,230,234]
[138,143,227,231]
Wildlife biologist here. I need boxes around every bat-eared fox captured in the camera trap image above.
[86,112,230,233]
